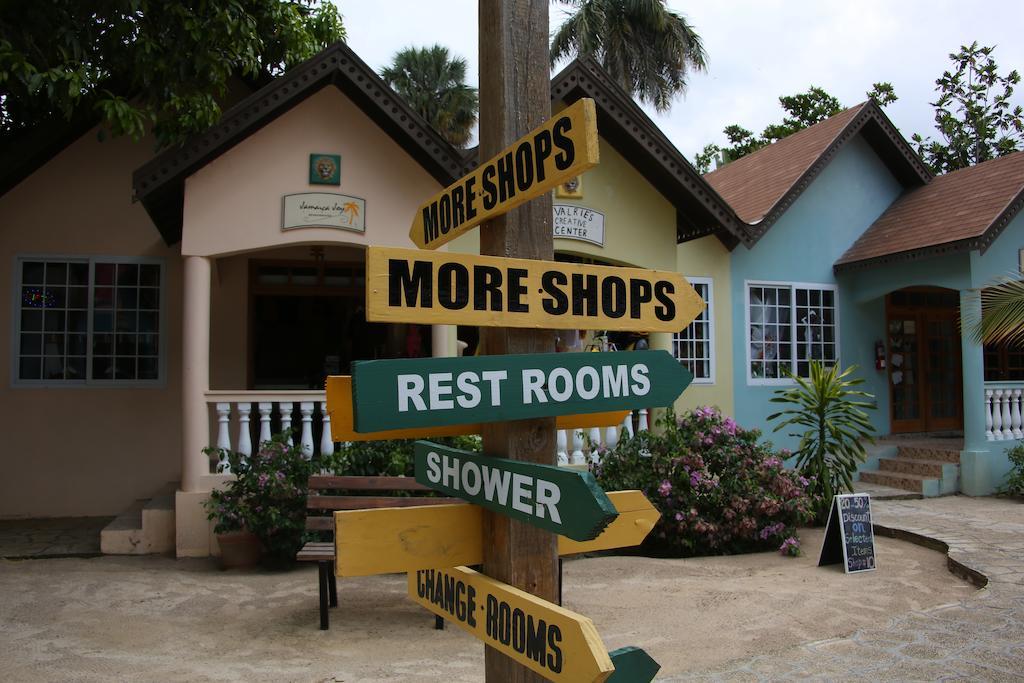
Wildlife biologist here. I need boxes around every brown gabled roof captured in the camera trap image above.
[834,151,1024,272]
[133,41,467,245]
[704,101,931,244]
[551,58,747,248]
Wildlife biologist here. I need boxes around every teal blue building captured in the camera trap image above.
[705,101,1024,496]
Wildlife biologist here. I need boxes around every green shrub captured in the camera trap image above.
[998,443,1024,497]
[768,361,876,523]
[592,407,813,557]
[322,435,482,476]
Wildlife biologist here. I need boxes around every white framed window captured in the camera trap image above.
[673,277,714,383]
[746,280,838,385]
[13,256,165,386]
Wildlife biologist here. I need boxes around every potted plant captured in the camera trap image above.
[204,432,313,569]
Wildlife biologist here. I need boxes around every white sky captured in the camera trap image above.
[339,1,1024,161]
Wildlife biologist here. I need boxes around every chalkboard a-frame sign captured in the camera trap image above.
[817,493,876,574]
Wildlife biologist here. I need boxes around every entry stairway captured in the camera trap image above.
[856,437,962,496]
[100,482,177,555]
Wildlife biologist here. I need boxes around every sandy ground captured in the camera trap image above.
[0,528,973,682]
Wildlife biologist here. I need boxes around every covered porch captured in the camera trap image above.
[836,249,1023,496]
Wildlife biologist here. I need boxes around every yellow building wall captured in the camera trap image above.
[675,235,733,416]
[449,138,676,271]
[450,135,734,418]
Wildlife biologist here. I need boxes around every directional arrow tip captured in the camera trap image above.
[607,646,660,682]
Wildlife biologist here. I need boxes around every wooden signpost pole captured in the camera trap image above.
[479,2,557,680]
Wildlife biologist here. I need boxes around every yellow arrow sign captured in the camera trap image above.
[366,246,705,333]
[409,565,614,682]
[410,98,599,250]
[325,375,628,442]
[334,490,657,577]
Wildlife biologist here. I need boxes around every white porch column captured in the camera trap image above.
[432,324,455,358]
[181,255,212,492]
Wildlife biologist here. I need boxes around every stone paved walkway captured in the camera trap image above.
[668,496,1024,681]
[0,517,109,559]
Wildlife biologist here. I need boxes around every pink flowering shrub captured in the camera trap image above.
[592,407,813,557]
[204,432,313,566]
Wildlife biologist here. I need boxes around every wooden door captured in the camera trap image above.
[886,289,963,433]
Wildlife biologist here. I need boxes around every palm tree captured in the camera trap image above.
[969,277,1024,345]
[381,45,478,148]
[550,0,708,112]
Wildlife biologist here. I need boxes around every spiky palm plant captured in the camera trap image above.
[550,0,707,112]
[968,276,1024,346]
[767,362,877,522]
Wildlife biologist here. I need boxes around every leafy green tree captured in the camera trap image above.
[549,0,707,112]
[695,83,896,173]
[0,1,345,147]
[380,45,478,148]
[768,362,876,523]
[912,42,1024,174]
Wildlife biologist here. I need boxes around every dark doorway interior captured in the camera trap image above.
[249,260,430,389]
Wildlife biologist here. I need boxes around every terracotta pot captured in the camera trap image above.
[216,530,262,570]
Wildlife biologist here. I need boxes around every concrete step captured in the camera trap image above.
[101,483,176,555]
[859,470,939,496]
[896,445,961,463]
[879,457,948,478]
[852,480,923,500]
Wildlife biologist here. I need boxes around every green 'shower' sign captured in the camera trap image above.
[350,350,692,433]
[414,441,617,541]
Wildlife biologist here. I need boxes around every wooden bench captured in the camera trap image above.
[298,475,460,630]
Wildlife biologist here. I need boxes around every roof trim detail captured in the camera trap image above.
[550,58,748,248]
[742,101,932,246]
[132,41,467,245]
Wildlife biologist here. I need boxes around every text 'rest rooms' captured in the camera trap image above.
[397,363,650,414]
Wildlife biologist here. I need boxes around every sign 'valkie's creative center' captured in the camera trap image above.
[365,246,705,332]
[409,98,600,250]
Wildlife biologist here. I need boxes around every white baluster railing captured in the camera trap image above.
[984,383,1024,442]
[205,391,338,472]
[554,409,651,465]
[571,429,585,465]
[236,403,252,458]
[320,401,335,456]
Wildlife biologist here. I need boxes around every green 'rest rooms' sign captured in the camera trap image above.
[350,350,692,433]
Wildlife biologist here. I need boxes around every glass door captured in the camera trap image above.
[886,288,963,433]
[888,317,923,432]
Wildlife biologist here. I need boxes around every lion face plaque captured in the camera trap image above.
[309,153,341,185]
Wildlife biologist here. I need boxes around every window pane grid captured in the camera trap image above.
[749,283,838,381]
[673,281,712,380]
[18,259,87,381]
[17,258,161,384]
[93,263,160,381]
